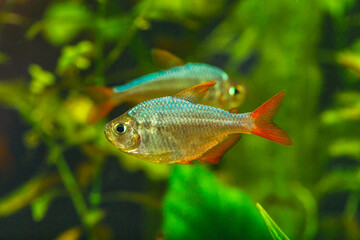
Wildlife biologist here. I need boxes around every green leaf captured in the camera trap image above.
[256,203,290,240]
[95,16,132,41]
[0,51,9,64]
[336,51,360,76]
[57,41,94,75]
[42,1,92,45]
[316,170,360,195]
[84,209,104,227]
[320,91,360,125]
[329,138,360,159]
[31,190,57,221]
[28,64,56,94]
[162,165,271,240]
[317,0,356,18]
[0,174,60,217]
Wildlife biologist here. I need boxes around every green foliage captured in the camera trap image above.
[0,174,60,217]
[0,0,359,239]
[162,165,271,240]
[321,91,360,161]
[57,41,94,75]
[31,190,57,221]
[29,64,56,94]
[0,52,9,64]
[42,1,92,45]
[317,0,357,17]
[256,203,290,240]
[95,16,133,41]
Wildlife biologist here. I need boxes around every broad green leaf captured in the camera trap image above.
[329,139,360,159]
[315,170,360,195]
[135,0,224,29]
[317,0,356,18]
[95,16,132,41]
[321,106,360,125]
[256,203,290,240]
[336,52,360,76]
[320,91,360,125]
[55,227,82,240]
[162,165,271,240]
[42,1,91,45]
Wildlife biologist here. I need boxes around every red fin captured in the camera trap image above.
[86,86,116,124]
[197,134,241,164]
[152,48,185,69]
[250,91,292,145]
[176,160,193,165]
[175,81,217,103]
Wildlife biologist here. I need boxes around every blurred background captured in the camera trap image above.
[0,0,359,239]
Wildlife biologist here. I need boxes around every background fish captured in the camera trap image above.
[104,81,292,164]
[88,62,246,124]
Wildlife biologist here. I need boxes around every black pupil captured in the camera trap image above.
[116,124,125,133]
[234,88,240,94]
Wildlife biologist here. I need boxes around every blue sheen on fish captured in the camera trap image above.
[87,63,245,123]
[113,63,228,92]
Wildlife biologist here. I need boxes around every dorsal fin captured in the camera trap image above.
[197,134,241,164]
[175,81,217,103]
[152,48,185,69]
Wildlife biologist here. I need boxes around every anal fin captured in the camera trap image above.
[176,160,193,165]
[229,108,238,113]
[197,134,241,164]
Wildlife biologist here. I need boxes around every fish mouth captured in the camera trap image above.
[104,130,111,142]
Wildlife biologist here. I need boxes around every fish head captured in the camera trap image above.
[220,78,246,109]
[104,114,140,152]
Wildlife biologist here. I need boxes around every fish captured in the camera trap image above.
[104,81,292,164]
[87,50,246,124]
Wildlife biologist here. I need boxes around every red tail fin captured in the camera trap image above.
[250,92,292,145]
[86,86,116,124]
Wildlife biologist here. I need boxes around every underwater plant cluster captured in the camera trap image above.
[0,0,359,239]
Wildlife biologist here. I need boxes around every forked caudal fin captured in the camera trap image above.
[86,86,116,124]
[250,91,292,145]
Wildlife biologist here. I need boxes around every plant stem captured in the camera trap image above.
[101,191,161,209]
[344,192,360,219]
[102,0,153,73]
[55,155,88,221]
[51,146,97,240]
[93,0,107,85]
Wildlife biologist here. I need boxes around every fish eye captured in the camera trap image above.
[229,85,244,96]
[229,86,239,96]
[234,88,240,95]
[114,123,127,135]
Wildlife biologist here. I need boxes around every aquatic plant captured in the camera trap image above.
[0,0,359,239]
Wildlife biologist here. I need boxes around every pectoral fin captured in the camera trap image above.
[197,134,241,164]
[175,81,217,103]
[229,108,238,113]
[152,48,185,68]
